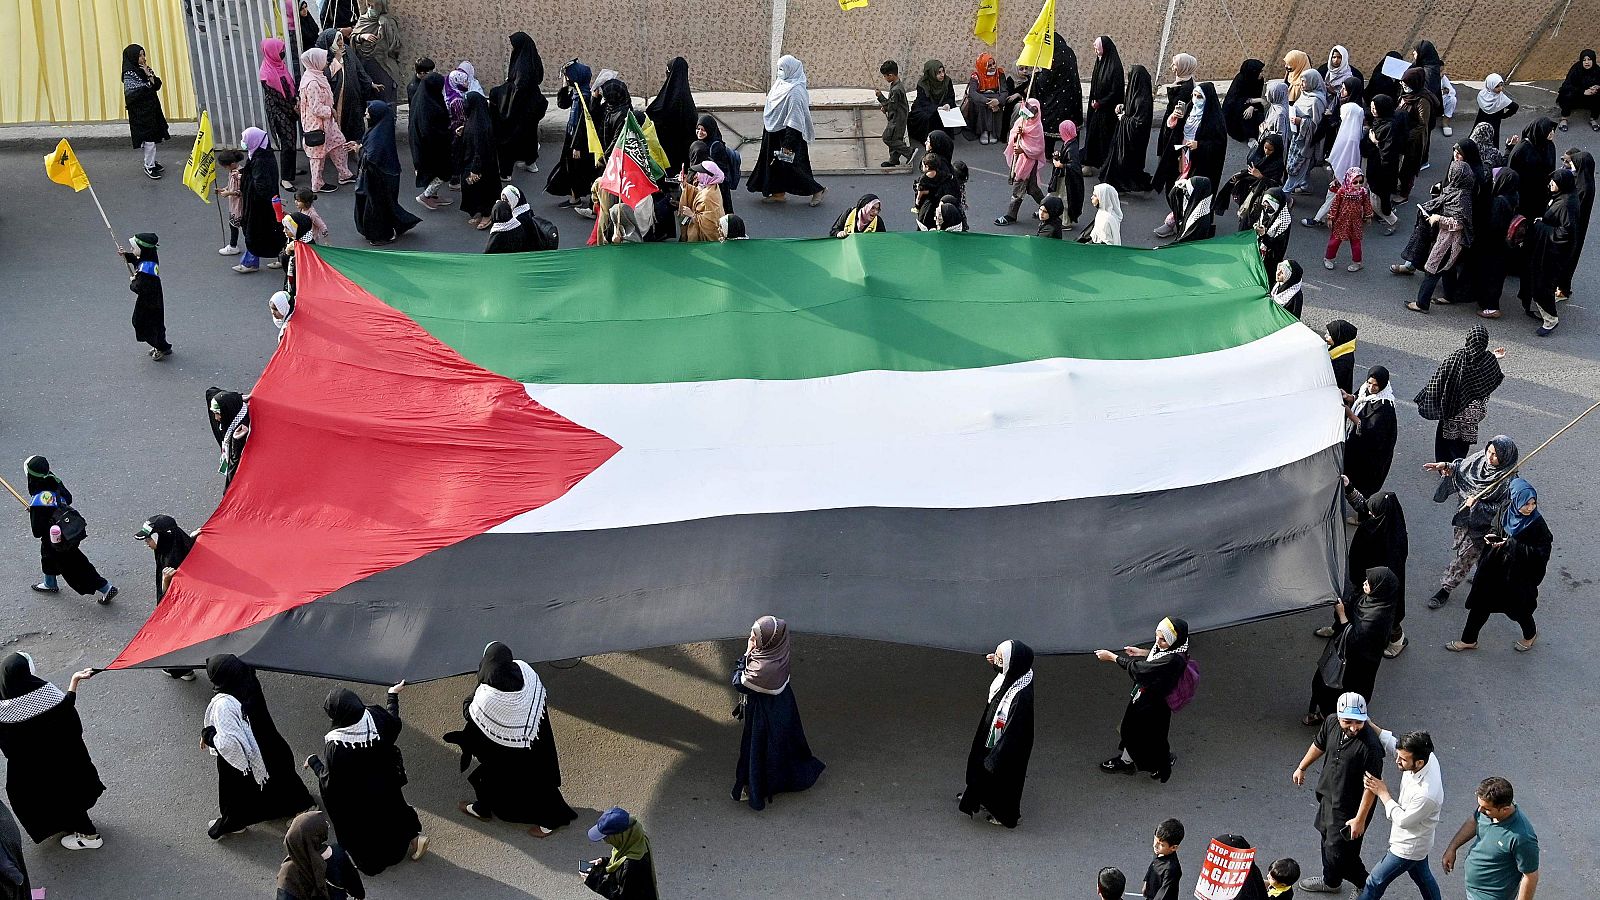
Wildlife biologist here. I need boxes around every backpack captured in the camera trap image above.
[1506,214,1528,249]
[529,214,559,251]
[717,141,743,191]
[1166,656,1201,712]
[52,502,88,544]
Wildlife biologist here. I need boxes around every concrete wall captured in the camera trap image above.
[388,0,1595,95]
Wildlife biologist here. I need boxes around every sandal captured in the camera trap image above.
[1405,301,1428,313]
[1098,756,1137,774]
[1301,712,1324,727]
[1558,121,1569,132]
[1444,640,1477,652]
[528,824,556,838]
[1313,625,1337,638]
[1514,635,1537,651]
[458,800,490,820]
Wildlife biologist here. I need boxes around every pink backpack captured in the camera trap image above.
[1167,656,1200,712]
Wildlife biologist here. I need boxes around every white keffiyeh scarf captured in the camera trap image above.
[468,660,547,748]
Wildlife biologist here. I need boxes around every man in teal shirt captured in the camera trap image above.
[1441,776,1539,900]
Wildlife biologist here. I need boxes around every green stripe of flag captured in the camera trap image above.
[316,231,1289,385]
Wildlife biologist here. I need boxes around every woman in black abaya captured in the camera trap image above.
[309,683,425,875]
[202,654,313,839]
[1152,82,1225,198]
[1305,568,1395,724]
[1343,366,1399,496]
[646,57,698,174]
[136,515,196,679]
[1557,148,1595,298]
[1338,484,1409,657]
[1095,618,1187,783]
[445,642,577,835]
[458,92,500,228]
[490,32,548,177]
[1557,49,1600,131]
[908,60,955,147]
[1168,175,1216,244]
[0,655,104,850]
[959,640,1034,827]
[0,798,28,899]
[315,29,371,143]
[545,60,597,206]
[408,72,454,209]
[1222,59,1266,143]
[206,388,250,487]
[1520,168,1580,335]
[353,101,421,244]
[1081,36,1123,171]
[695,114,739,212]
[1507,117,1557,220]
[1325,319,1358,394]
[1099,65,1153,193]
[731,617,825,811]
[1039,35,1083,153]
[239,128,286,271]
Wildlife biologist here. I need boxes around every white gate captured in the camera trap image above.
[181,0,294,145]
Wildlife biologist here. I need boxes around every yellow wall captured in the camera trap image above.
[2,0,197,125]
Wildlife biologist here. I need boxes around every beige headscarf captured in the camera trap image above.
[1284,50,1311,101]
[1170,53,1197,85]
[739,615,792,695]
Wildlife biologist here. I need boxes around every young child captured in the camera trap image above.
[1324,167,1373,272]
[875,61,911,168]
[1143,818,1184,900]
[295,188,331,242]
[1097,867,1127,900]
[119,233,173,360]
[1266,857,1300,898]
[1035,195,1065,238]
[214,148,246,256]
[997,98,1046,226]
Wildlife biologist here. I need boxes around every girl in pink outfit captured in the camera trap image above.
[996,98,1047,225]
[1324,167,1373,271]
[298,48,353,192]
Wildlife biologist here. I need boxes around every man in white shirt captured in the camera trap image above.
[1356,730,1444,900]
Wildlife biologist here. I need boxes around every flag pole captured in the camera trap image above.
[0,474,29,507]
[1460,398,1600,510]
[85,183,133,274]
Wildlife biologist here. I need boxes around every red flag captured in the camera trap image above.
[598,146,656,208]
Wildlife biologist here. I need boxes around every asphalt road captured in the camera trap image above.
[2,106,1598,900]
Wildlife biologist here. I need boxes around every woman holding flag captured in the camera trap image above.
[546,60,599,209]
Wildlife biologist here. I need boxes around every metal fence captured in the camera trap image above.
[181,0,293,145]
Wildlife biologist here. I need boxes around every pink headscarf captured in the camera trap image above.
[1337,165,1366,195]
[1006,98,1046,188]
[1058,119,1077,145]
[693,160,725,187]
[259,37,296,98]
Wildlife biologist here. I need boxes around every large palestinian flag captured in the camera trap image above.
[112,232,1345,683]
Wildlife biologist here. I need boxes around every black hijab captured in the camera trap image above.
[925,128,955,159]
[23,455,63,498]
[121,44,145,78]
[830,193,884,235]
[1173,176,1216,243]
[362,101,401,176]
[1042,36,1084,130]
[461,92,497,174]
[323,688,366,726]
[1561,50,1600,100]
[991,640,1034,700]
[207,389,245,448]
[409,72,451,180]
[646,57,698,172]
[207,653,267,719]
[721,214,747,239]
[1037,195,1065,238]
[1327,318,1357,346]
[143,514,194,596]
[502,31,545,104]
[1252,132,1286,183]
[1350,491,1407,587]
[1367,51,1403,102]
[477,641,524,691]
[1568,149,1596,207]
[936,197,967,230]
[1124,65,1154,127]
[0,654,47,701]
[697,112,726,147]
[1223,59,1266,142]
[1509,117,1558,217]
[1338,73,1365,111]
[598,78,633,151]
[1087,36,1124,109]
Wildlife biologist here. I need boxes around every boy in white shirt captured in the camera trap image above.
[1356,730,1444,900]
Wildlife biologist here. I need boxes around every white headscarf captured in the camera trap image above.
[1478,74,1513,115]
[205,692,269,786]
[500,184,531,218]
[269,291,292,338]
[1183,84,1206,142]
[1324,45,1354,91]
[1090,183,1123,244]
[1327,100,1366,177]
[984,640,1033,748]
[763,55,815,143]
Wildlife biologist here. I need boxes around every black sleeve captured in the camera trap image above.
[386,691,401,720]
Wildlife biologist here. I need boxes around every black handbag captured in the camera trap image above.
[1317,626,1349,691]
[304,128,326,148]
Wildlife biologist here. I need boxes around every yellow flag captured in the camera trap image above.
[43,139,90,192]
[974,0,999,45]
[838,0,869,9]
[576,88,605,157]
[1016,0,1056,69]
[181,111,216,203]
[640,116,671,171]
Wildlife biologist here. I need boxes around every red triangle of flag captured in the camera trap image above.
[598,146,657,208]
[110,247,621,670]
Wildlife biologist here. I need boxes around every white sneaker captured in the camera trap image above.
[1347,263,1364,272]
[218,245,241,255]
[61,833,104,850]
[1323,258,1336,270]
[1441,126,1453,137]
